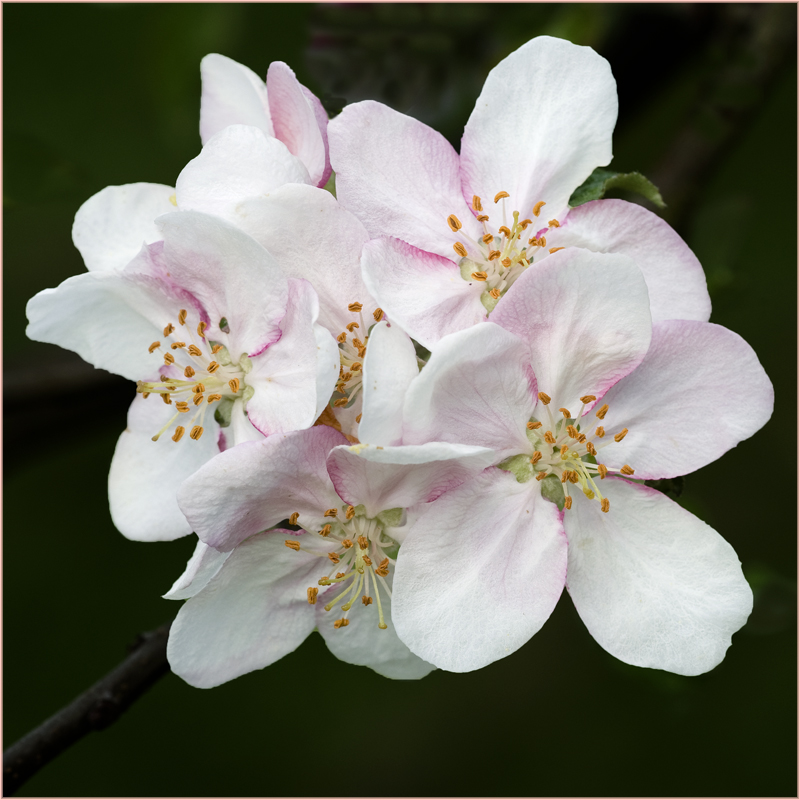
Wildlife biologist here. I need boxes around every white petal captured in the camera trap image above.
[167,531,319,688]
[460,36,617,223]
[72,183,176,272]
[566,478,753,675]
[108,394,221,542]
[163,539,231,600]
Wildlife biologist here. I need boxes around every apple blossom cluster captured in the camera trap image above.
[27,37,773,686]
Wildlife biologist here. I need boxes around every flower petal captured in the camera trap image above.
[72,183,176,273]
[163,539,231,600]
[317,571,435,679]
[329,100,482,258]
[361,236,487,350]
[245,278,339,436]
[358,320,419,447]
[176,125,310,222]
[402,322,536,458]
[108,394,221,542]
[491,248,652,412]
[460,36,617,223]
[199,53,274,143]
[595,319,774,479]
[167,531,319,688]
[266,61,329,187]
[393,469,568,672]
[565,478,753,675]
[549,200,711,323]
[177,426,348,551]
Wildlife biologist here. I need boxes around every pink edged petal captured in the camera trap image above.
[326,442,498,519]
[492,248,652,412]
[199,53,274,143]
[109,394,221,542]
[402,322,536,458]
[461,36,617,224]
[361,237,487,350]
[72,183,176,273]
[299,84,332,188]
[155,210,288,360]
[26,266,193,382]
[231,183,373,335]
[267,61,328,187]
[565,478,753,675]
[176,125,311,223]
[163,540,231,600]
[329,100,482,258]
[245,279,339,436]
[177,425,348,551]
[393,469,568,672]
[167,530,320,688]
[595,320,774,480]
[228,399,266,445]
[317,572,435,679]
[549,200,711,323]
[358,321,419,447]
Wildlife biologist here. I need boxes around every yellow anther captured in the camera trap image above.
[187,344,203,356]
[228,378,240,394]
[207,394,222,404]
[197,321,207,339]
[559,407,571,418]
[481,233,494,244]
[168,193,177,207]
[341,539,353,549]
[471,271,488,281]
[206,361,220,373]
[498,226,511,237]
[320,524,331,537]
[192,394,204,406]
[142,392,150,399]
[530,451,543,464]
[544,431,556,444]
[538,392,551,405]
[162,393,172,405]
[336,572,346,579]
[172,426,185,442]
[362,595,373,606]
[472,195,483,211]
[488,250,501,261]
[548,219,561,228]
[549,247,565,254]
[501,257,512,267]
[595,426,605,438]
[595,404,609,419]
[447,214,462,232]
[327,552,340,564]
[564,496,573,510]
[289,512,300,526]
[597,464,608,479]
[489,288,501,299]
[333,618,349,629]
[614,428,629,443]
[148,341,161,353]
[178,310,188,325]
[477,214,489,222]
[583,488,595,499]
[453,242,468,257]
[163,323,175,337]
[373,308,384,322]
[189,426,204,440]
[620,464,635,475]
[527,421,542,430]
[307,587,319,604]
[375,558,390,577]
[560,445,569,458]
[580,395,596,404]
[494,191,510,203]
[324,508,338,518]
[348,302,363,312]
[285,540,301,551]
[532,201,546,217]
[333,398,348,407]
[586,442,597,456]
[163,353,175,365]
[183,366,195,378]
[601,498,610,513]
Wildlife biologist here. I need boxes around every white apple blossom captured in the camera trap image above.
[27,211,339,541]
[328,35,711,349]
[352,248,772,675]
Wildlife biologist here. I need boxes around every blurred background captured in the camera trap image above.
[4,3,797,796]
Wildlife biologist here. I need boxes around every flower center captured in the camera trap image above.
[137,308,250,443]
[447,192,564,312]
[499,391,635,513]
[284,502,399,630]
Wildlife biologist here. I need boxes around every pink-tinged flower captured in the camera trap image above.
[328,36,710,349]
[26,211,339,542]
[168,425,495,686]
[200,54,331,188]
[370,248,772,675]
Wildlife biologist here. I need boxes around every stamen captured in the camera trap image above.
[544,431,556,444]
[471,271,488,281]
[494,191,509,203]
[211,344,223,354]
[561,471,569,483]
[580,395,596,404]
[341,539,353,549]
[530,451,542,464]
[558,407,571,418]
[324,507,338,518]
[472,195,483,211]
[362,596,373,606]
[228,378,240,394]
[586,442,597,456]
[501,257,512,267]
[333,619,349,629]
[206,361,220,373]
[373,308,385,322]
[498,226,511,237]
[620,465,635,475]
[362,556,373,566]
[197,322,207,339]
[162,394,172,405]
[584,488,595,499]
[549,247,565,254]
[566,425,579,438]
[453,242,468,257]
[163,323,175,336]
[532,201,546,217]
[375,558,390,577]
[447,214,462,232]
[614,428,629,443]
[170,341,185,350]
[175,401,189,412]
[548,219,561,228]
[178,310,188,325]
[345,505,355,520]
[601,498,610,513]
[193,383,206,394]
[595,426,605,438]
[285,540,301,551]
[172,426,185,442]
[527,421,542,430]
[336,332,348,343]
[148,341,160,353]
[595,404,609,419]
[489,288,501,299]
[355,414,362,423]
[597,464,608,479]
[289,512,300,526]
[476,214,489,222]
[535,471,547,481]
[560,445,569,458]
[192,394,204,406]
[488,250,501,261]
[207,394,222,403]
[320,524,331,537]
[564,496,573,510]
[327,552,340,564]
[184,366,195,378]
[538,392,551,405]
[187,345,202,356]
[333,398,348,407]
[189,426,204,440]
[481,233,494,244]
[163,353,175,365]
[357,535,369,550]
[307,587,318,604]
[348,302,363,312]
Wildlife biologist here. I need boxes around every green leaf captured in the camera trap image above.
[213,396,235,428]
[569,168,666,209]
[540,474,566,510]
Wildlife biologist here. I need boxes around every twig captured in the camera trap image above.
[3,622,172,796]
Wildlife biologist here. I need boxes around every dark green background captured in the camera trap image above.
[4,4,796,797]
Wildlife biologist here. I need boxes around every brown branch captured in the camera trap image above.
[3,622,172,796]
